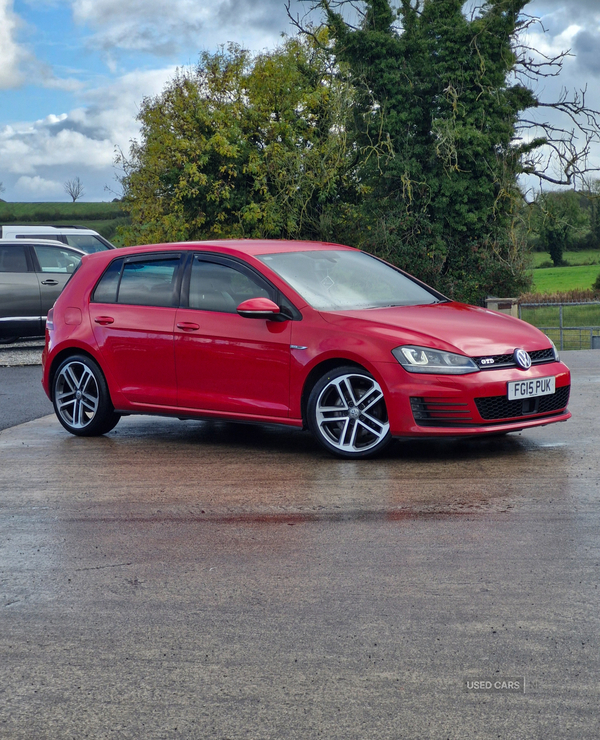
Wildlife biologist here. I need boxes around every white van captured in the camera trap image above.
[0,225,115,254]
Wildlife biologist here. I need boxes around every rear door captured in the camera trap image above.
[0,243,42,339]
[89,253,184,407]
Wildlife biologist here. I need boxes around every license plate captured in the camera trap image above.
[507,376,555,401]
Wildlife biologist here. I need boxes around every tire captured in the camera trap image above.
[52,354,120,436]
[307,366,392,459]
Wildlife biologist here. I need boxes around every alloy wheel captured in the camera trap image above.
[314,372,390,455]
[54,360,100,429]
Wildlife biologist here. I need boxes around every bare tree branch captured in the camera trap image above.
[64,177,85,202]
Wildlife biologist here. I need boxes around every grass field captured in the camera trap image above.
[531,249,600,268]
[531,264,600,293]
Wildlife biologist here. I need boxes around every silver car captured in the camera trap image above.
[0,239,85,342]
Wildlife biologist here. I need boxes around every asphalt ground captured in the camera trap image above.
[0,339,50,431]
[0,366,52,431]
[1,350,599,739]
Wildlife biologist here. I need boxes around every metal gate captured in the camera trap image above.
[518,301,600,350]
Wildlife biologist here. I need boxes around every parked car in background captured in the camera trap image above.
[0,239,84,343]
[42,240,571,458]
[0,225,115,253]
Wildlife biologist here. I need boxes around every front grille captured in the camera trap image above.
[473,348,555,370]
[410,397,473,427]
[475,385,570,421]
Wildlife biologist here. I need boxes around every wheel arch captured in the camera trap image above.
[47,347,107,403]
[300,358,368,427]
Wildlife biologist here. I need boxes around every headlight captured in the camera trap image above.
[549,339,560,362]
[392,345,479,374]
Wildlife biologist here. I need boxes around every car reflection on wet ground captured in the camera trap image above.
[1,350,599,739]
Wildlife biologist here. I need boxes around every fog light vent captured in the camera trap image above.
[410,397,473,426]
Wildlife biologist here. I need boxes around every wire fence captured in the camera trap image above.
[518,301,600,351]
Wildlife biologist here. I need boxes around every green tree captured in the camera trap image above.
[533,191,588,266]
[585,180,600,250]
[119,37,356,245]
[302,0,544,302]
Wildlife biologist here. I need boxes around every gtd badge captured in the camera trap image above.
[514,348,532,370]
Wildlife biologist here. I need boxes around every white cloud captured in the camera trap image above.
[16,175,63,197]
[0,0,30,88]
[70,0,298,54]
[574,29,600,75]
[530,0,600,18]
[0,0,90,91]
[1,120,113,175]
[0,66,177,199]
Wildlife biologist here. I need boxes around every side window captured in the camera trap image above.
[33,245,82,273]
[0,245,28,273]
[65,235,109,254]
[117,257,181,307]
[189,258,271,313]
[17,234,64,242]
[93,259,124,303]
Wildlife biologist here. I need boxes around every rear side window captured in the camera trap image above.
[93,259,123,303]
[93,256,181,307]
[0,244,28,272]
[65,234,110,253]
[16,234,65,242]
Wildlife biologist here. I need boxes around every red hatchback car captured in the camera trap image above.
[42,240,571,458]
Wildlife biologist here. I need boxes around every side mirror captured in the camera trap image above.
[237,297,283,320]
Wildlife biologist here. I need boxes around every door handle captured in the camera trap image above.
[94,316,114,325]
[41,279,59,286]
[176,322,200,331]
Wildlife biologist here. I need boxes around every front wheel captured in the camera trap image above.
[307,367,391,459]
[52,355,120,436]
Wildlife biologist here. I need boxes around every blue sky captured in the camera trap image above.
[1,0,599,202]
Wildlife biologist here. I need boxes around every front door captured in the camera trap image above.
[175,256,292,417]
[0,243,41,339]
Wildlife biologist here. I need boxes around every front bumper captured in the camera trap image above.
[374,360,571,437]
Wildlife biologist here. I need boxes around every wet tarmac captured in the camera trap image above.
[1,350,599,739]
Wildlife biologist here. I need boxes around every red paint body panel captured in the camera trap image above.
[174,307,291,416]
[42,240,571,441]
[90,302,178,407]
[319,302,552,357]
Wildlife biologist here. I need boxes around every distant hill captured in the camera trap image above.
[0,201,130,245]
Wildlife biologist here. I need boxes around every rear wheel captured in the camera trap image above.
[307,366,391,459]
[52,355,120,436]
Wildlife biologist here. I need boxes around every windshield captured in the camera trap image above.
[258,250,441,311]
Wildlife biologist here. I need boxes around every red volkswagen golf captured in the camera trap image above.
[42,240,570,458]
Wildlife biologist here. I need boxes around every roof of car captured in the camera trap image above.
[1,225,99,233]
[1,238,86,253]
[90,239,356,259]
